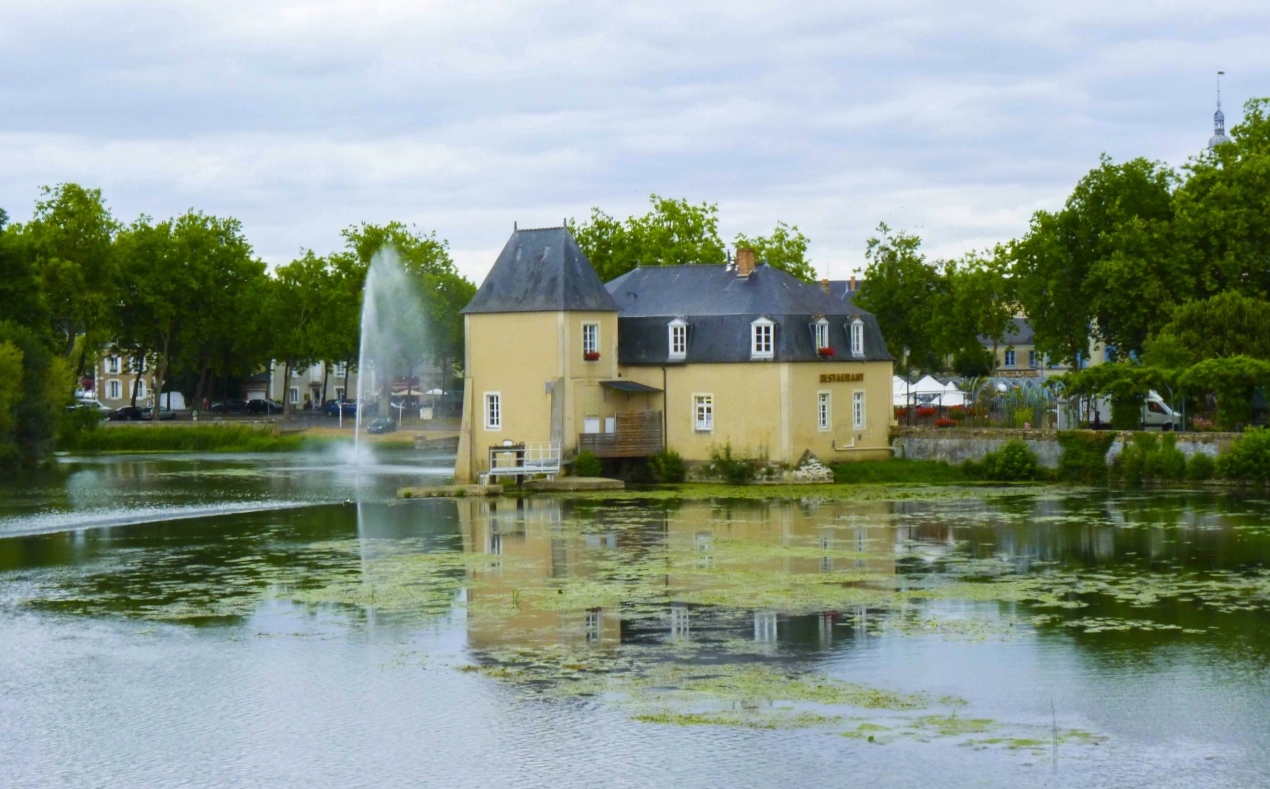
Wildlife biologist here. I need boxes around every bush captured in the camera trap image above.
[1149,433,1187,481]
[1110,398,1141,430]
[56,407,103,444]
[573,449,602,477]
[1216,428,1270,484]
[648,449,685,483]
[916,407,937,418]
[1187,452,1215,482]
[934,417,956,428]
[708,441,756,485]
[1109,433,1185,485]
[947,407,966,421]
[966,439,1041,481]
[1057,431,1116,484]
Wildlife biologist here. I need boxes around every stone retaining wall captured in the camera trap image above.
[891,428,1240,469]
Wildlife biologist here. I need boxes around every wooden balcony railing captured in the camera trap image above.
[578,410,663,458]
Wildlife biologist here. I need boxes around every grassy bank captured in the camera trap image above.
[61,425,327,453]
[829,459,968,484]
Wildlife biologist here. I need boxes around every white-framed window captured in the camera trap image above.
[668,319,687,360]
[106,380,122,399]
[582,323,599,358]
[335,387,345,400]
[693,394,713,432]
[751,318,774,360]
[853,391,866,429]
[1004,349,1016,368]
[289,387,299,404]
[134,379,147,400]
[815,319,830,350]
[818,391,831,431]
[484,392,501,430]
[583,416,601,434]
[1028,350,1037,368]
[850,319,865,356]
[105,356,120,374]
[334,361,347,378]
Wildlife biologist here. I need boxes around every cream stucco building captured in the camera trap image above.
[454,227,894,482]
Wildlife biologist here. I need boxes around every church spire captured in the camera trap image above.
[1209,71,1231,149]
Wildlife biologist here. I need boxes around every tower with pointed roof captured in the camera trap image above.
[1209,71,1231,149]
[455,226,623,482]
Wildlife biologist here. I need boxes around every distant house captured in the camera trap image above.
[454,226,894,482]
[978,318,1111,378]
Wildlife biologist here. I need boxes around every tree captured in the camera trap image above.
[339,222,475,388]
[0,322,68,471]
[1180,356,1270,431]
[265,251,333,416]
[1011,157,1179,365]
[734,221,815,282]
[19,184,119,387]
[931,249,1016,374]
[570,195,820,282]
[0,221,49,343]
[1173,98,1270,299]
[570,195,727,282]
[854,223,941,375]
[1155,291,1270,362]
[115,211,262,411]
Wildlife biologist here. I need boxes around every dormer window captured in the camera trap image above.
[849,319,864,356]
[814,319,830,352]
[751,318,774,360]
[668,319,687,360]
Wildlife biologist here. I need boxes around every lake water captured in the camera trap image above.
[2,452,1269,788]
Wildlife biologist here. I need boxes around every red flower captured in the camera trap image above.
[916,407,938,418]
[935,417,956,428]
[817,347,835,357]
[895,408,908,417]
[583,351,600,361]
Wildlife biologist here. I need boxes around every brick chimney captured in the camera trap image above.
[820,278,830,294]
[736,247,756,278]
[850,274,857,291]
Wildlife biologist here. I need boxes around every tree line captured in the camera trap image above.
[853,97,1270,430]
[0,188,476,470]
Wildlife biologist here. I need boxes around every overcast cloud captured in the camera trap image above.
[1,1,1265,282]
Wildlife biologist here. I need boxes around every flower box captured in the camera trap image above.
[583,351,601,361]
[817,347,835,358]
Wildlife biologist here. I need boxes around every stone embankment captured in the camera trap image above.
[891,427,1239,469]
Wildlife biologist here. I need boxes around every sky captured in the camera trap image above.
[1,1,1265,284]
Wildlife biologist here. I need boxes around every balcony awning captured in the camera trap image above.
[600,380,662,394]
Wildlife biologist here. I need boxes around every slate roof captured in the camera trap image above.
[462,227,618,314]
[606,264,893,365]
[978,317,1033,347]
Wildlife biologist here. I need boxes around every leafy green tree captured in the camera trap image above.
[19,184,120,386]
[1012,157,1179,365]
[854,223,940,375]
[0,322,68,470]
[570,195,727,282]
[0,220,49,343]
[931,249,1016,374]
[338,222,476,392]
[115,211,261,410]
[265,251,334,416]
[1173,98,1270,299]
[1180,356,1270,431]
[1155,291,1270,362]
[733,221,815,282]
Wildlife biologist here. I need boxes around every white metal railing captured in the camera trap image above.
[486,442,561,479]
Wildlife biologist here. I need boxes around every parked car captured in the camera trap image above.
[110,406,148,421]
[246,399,284,415]
[143,407,176,421]
[366,417,397,434]
[323,399,357,417]
[68,399,113,418]
[210,399,248,414]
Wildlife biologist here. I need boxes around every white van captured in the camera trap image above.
[1068,391,1181,430]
